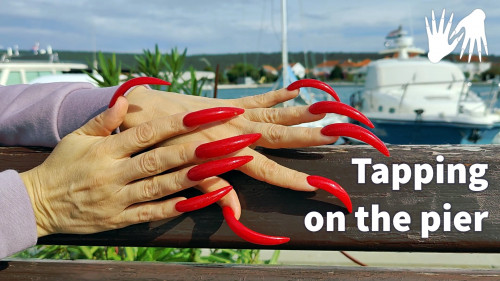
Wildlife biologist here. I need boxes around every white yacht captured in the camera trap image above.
[350,27,500,144]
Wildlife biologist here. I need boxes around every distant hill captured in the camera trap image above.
[11,50,500,72]
[17,50,387,71]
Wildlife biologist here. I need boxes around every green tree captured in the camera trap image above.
[226,63,259,83]
[258,68,278,83]
[329,65,343,80]
[481,65,500,81]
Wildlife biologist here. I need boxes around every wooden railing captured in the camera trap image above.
[1,145,499,280]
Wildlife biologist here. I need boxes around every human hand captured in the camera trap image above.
[20,97,250,237]
[122,84,385,219]
[452,8,488,62]
[425,9,464,63]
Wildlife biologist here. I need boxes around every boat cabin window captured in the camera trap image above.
[378,106,383,112]
[26,71,54,82]
[6,71,22,85]
[389,108,395,113]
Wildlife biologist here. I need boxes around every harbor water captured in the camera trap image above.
[205,83,500,108]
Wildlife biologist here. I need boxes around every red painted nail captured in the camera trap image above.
[187,156,253,181]
[175,186,233,212]
[307,175,352,213]
[222,206,290,246]
[287,79,340,102]
[108,77,171,108]
[309,101,374,128]
[321,123,390,157]
[195,134,261,159]
[183,107,245,127]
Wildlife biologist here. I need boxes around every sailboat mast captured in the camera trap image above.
[281,0,289,87]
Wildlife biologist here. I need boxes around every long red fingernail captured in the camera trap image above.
[307,175,352,213]
[287,79,340,102]
[175,186,233,212]
[183,107,245,127]
[109,77,171,108]
[309,101,374,128]
[222,207,290,245]
[187,156,253,181]
[321,123,390,156]
[195,134,261,159]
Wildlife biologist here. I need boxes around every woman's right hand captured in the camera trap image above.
[20,97,250,237]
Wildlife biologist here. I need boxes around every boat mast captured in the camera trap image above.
[281,0,289,87]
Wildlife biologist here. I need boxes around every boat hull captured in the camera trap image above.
[357,118,500,144]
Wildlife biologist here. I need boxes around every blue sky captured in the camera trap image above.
[1,0,499,55]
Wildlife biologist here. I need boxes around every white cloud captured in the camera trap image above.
[0,0,498,55]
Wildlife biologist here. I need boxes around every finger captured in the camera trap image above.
[244,106,325,126]
[238,150,353,213]
[444,12,454,36]
[122,141,200,183]
[197,177,242,219]
[110,112,193,157]
[452,19,465,39]
[425,17,431,37]
[438,9,445,33]
[244,122,338,149]
[450,32,464,51]
[75,96,128,137]
[460,33,471,59]
[431,10,437,34]
[120,165,198,206]
[121,156,252,206]
[468,37,476,63]
[481,31,488,55]
[477,38,482,62]
[112,107,244,158]
[231,88,298,109]
[114,197,186,227]
[238,149,314,192]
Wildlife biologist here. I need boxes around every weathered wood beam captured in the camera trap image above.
[1,260,499,281]
[1,145,499,252]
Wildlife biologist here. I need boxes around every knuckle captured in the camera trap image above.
[138,150,161,175]
[165,116,185,133]
[254,93,269,105]
[93,113,106,128]
[263,109,282,123]
[265,124,285,145]
[254,90,279,106]
[134,122,155,146]
[141,177,162,200]
[176,144,191,164]
[257,159,281,179]
[137,206,154,222]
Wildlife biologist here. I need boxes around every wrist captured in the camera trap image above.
[20,168,51,237]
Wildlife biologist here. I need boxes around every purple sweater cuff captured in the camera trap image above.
[0,170,37,258]
[0,83,116,147]
[57,85,117,138]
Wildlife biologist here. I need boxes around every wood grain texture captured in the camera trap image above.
[1,260,499,281]
[2,145,499,252]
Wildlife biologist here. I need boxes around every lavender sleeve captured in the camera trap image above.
[0,82,116,258]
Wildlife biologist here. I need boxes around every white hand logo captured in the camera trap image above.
[425,8,488,63]
[452,9,488,62]
[425,9,463,63]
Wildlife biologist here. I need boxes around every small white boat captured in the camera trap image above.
[0,48,88,85]
[350,27,500,144]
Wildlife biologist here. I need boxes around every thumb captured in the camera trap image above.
[76,96,129,137]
